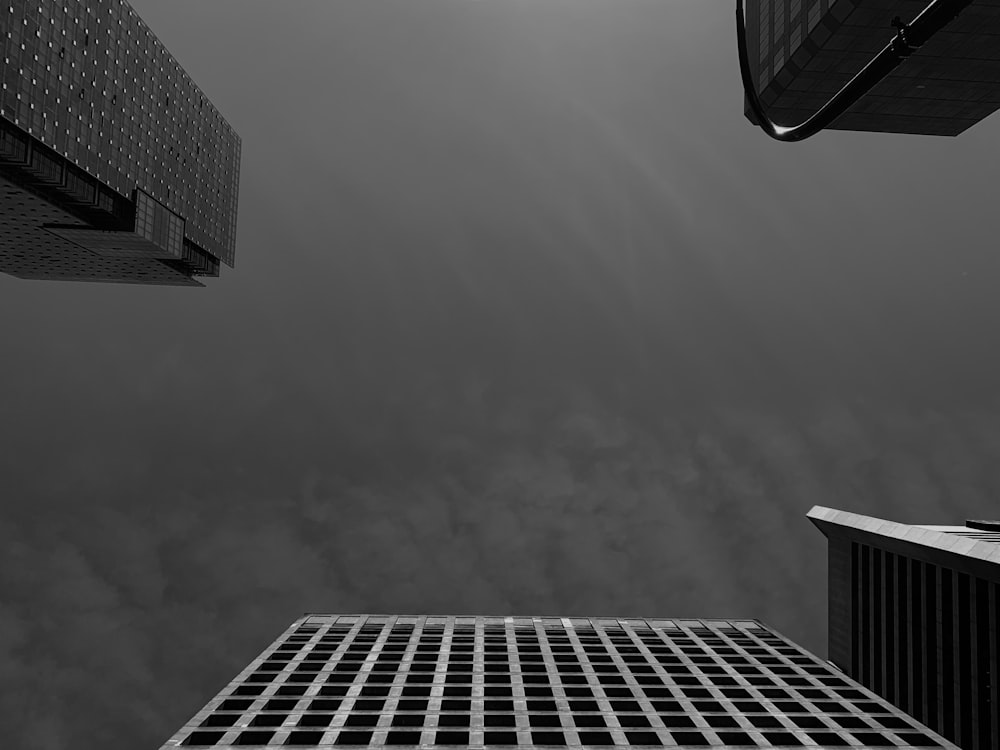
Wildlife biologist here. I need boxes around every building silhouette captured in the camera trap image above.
[0,0,240,286]
[743,0,1000,136]
[808,506,999,750]
[161,613,957,749]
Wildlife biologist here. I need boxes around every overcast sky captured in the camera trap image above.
[3,1,1000,749]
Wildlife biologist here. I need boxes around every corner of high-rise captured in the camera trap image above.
[1,0,241,286]
[808,505,999,750]
[159,613,959,749]
[743,0,1000,136]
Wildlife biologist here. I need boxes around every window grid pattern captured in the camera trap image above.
[0,0,240,266]
[753,0,823,90]
[161,615,958,749]
[134,187,184,258]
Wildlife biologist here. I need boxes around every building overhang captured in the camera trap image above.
[807,505,1000,583]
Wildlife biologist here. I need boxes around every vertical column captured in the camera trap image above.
[851,542,861,676]
[958,574,971,750]
[973,577,988,750]
[758,0,780,94]
[747,0,761,90]
[931,565,951,739]
[873,547,884,695]
[942,570,956,743]
[862,544,873,683]
[789,0,804,52]
[912,559,925,725]
[898,553,910,715]
[885,551,896,704]
[990,582,998,750]
[926,564,939,731]
[828,536,852,671]
[783,0,792,60]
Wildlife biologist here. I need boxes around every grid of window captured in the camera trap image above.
[751,0,825,91]
[134,187,184,258]
[0,0,240,266]
[161,615,957,749]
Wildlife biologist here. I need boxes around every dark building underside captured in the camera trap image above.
[747,0,1000,136]
[0,118,219,286]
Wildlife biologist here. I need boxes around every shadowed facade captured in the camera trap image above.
[744,0,1000,135]
[808,506,999,750]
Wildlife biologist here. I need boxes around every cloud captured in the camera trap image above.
[4,4,1000,749]
[6,386,1000,749]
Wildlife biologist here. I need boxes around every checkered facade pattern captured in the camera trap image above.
[161,614,958,749]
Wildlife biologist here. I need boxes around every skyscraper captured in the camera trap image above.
[160,613,958,749]
[808,505,999,750]
[0,0,240,286]
[743,0,1000,136]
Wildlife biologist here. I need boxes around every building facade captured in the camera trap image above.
[0,0,240,285]
[161,613,957,749]
[743,0,1000,136]
[808,506,999,750]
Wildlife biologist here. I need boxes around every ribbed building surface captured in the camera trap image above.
[160,614,958,749]
[808,506,999,750]
[744,0,1000,135]
[0,0,240,285]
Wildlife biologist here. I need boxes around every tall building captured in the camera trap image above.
[743,0,1000,136]
[160,613,958,749]
[0,0,240,286]
[808,506,999,750]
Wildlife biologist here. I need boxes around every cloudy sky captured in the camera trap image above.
[3,1,1000,748]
